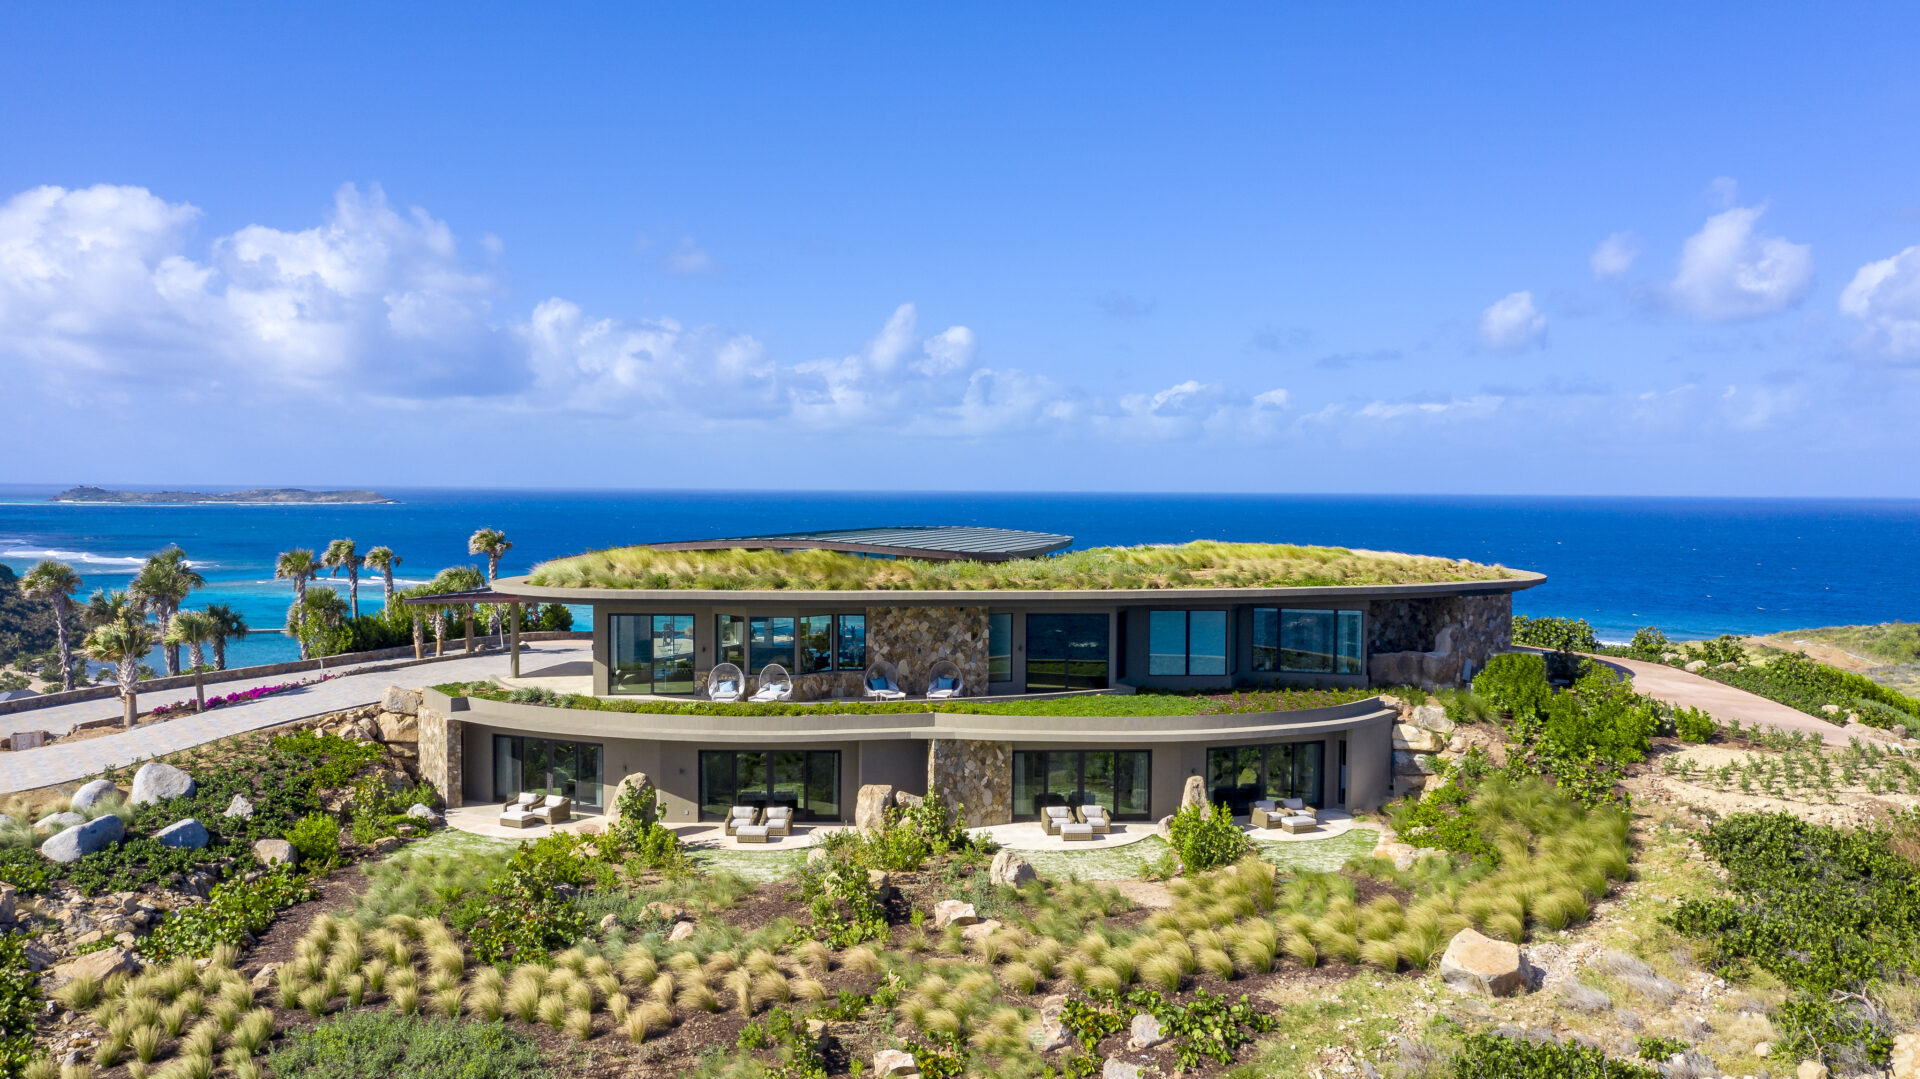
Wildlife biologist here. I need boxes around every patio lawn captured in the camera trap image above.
[690,845,811,883]
[1021,826,1380,882]
[391,827,517,861]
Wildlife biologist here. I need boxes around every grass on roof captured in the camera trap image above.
[434,682,1378,717]
[524,539,1516,591]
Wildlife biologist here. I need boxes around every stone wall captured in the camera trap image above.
[1366,593,1511,687]
[417,703,465,808]
[927,737,1011,826]
[868,606,988,696]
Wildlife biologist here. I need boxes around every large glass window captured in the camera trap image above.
[836,614,867,672]
[987,613,1012,683]
[1012,750,1151,820]
[749,616,795,674]
[799,615,834,674]
[1204,741,1326,815]
[492,735,605,808]
[608,613,695,694]
[1252,608,1365,675]
[1147,610,1228,676]
[1025,613,1110,691]
[698,750,841,821]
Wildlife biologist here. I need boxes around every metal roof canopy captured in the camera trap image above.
[649,525,1074,562]
[400,589,534,606]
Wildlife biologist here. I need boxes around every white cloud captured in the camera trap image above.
[1590,232,1640,278]
[1478,290,1547,353]
[1253,388,1289,409]
[1839,244,1920,358]
[916,325,975,376]
[1670,204,1812,321]
[662,236,717,275]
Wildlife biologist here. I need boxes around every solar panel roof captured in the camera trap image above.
[649,525,1074,561]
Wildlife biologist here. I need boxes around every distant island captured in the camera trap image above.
[50,485,395,505]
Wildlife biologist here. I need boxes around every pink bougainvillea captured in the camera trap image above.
[149,672,336,718]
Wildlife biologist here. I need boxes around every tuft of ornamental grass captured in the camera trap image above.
[467,985,502,1021]
[794,940,832,975]
[634,1000,673,1036]
[506,980,542,1023]
[180,1020,220,1060]
[1198,946,1235,980]
[343,974,366,1008]
[618,949,659,987]
[591,973,621,1005]
[607,992,630,1023]
[298,984,331,1018]
[55,974,104,1011]
[19,1060,53,1079]
[556,948,589,975]
[1100,948,1136,986]
[434,986,465,1018]
[1140,953,1184,992]
[922,1008,963,1038]
[999,962,1040,995]
[1282,931,1319,967]
[538,993,569,1031]
[172,1049,215,1079]
[1085,965,1125,995]
[158,1001,191,1038]
[426,968,462,994]
[565,1006,595,1040]
[360,958,389,996]
[751,970,791,1009]
[1358,937,1402,970]
[130,1024,165,1065]
[621,1007,650,1043]
[1062,955,1091,989]
[840,945,881,978]
[93,1030,127,1068]
[564,979,594,1014]
[723,968,753,1014]
[221,1047,254,1073]
[1531,887,1590,931]
[230,1009,275,1055]
[791,976,828,1003]
[389,982,420,1016]
[217,979,254,1015]
[427,942,466,980]
[1226,922,1278,974]
[677,982,721,1013]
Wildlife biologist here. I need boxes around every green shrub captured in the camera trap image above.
[1166,802,1251,874]
[608,776,689,874]
[1509,616,1599,653]
[1673,706,1717,744]
[459,832,593,964]
[1,935,42,1079]
[140,869,315,961]
[265,1010,548,1079]
[1541,669,1656,766]
[1450,1032,1657,1077]
[1696,635,1747,667]
[1704,650,1920,728]
[1473,653,1551,721]
[283,813,342,871]
[1625,626,1672,659]
[1387,780,1496,862]
[1635,1035,1689,1061]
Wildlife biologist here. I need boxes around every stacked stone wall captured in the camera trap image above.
[868,606,989,697]
[927,738,1011,826]
[1367,593,1511,686]
[417,704,465,808]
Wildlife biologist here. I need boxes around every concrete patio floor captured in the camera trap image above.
[975,808,1360,851]
[444,802,611,840]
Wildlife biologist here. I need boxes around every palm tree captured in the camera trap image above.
[364,546,401,613]
[83,611,156,729]
[275,549,319,659]
[203,603,249,671]
[20,560,82,691]
[422,566,486,656]
[322,538,362,620]
[289,587,351,669]
[132,547,204,677]
[165,609,220,712]
[85,589,141,629]
[468,528,513,640]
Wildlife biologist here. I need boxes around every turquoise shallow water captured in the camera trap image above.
[2,486,1916,670]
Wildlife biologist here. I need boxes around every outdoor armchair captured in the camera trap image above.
[750,663,794,703]
[532,794,572,825]
[707,662,746,703]
[863,661,907,701]
[723,806,760,836]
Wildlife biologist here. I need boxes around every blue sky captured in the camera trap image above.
[4,4,1919,495]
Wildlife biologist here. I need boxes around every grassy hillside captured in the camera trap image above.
[526,539,1518,591]
[1767,622,1920,665]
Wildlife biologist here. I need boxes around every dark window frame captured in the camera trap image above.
[1251,607,1365,675]
[1146,609,1229,677]
[1010,748,1152,821]
[697,749,842,822]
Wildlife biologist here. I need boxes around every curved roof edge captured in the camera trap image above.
[495,569,1545,604]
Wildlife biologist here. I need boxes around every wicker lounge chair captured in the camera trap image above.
[863,661,906,701]
[1280,797,1316,820]
[723,806,759,836]
[1250,799,1280,829]
[750,664,793,703]
[1042,805,1074,835]
[707,662,746,703]
[1080,805,1112,833]
[532,794,571,825]
[764,806,794,837]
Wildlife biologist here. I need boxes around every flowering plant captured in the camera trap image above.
[149,672,335,717]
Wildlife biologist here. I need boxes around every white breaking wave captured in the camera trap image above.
[2,547,146,568]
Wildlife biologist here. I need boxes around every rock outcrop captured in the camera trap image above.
[154,819,209,849]
[70,779,120,811]
[990,849,1037,887]
[252,838,297,866]
[931,900,978,929]
[855,784,895,833]
[40,815,125,862]
[51,945,141,987]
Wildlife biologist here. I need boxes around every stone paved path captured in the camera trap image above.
[1603,654,1860,746]
[0,643,591,794]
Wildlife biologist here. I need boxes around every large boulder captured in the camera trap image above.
[154,818,209,850]
[873,1049,917,1077]
[40,815,125,863]
[1440,928,1534,997]
[1180,774,1210,814]
[1128,1012,1167,1050]
[380,685,423,716]
[931,900,979,929]
[1890,1032,1919,1079]
[855,784,895,834]
[990,849,1037,887]
[1409,703,1456,735]
[0,884,15,924]
[223,794,254,819]
[34,812,85,832]
[1393,723,1443,753]
[608,772,659,824]
[252,838,297,866]
[129,762,196,806]
[406,803,443,826]
[50,945,141,988]
[70,779,120,811]
[1393,751,1438,776]
[375,712,418,743]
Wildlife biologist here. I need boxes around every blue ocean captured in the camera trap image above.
[2,485,1917,670]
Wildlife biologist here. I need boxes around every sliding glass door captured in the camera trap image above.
[492,735,605,808]
[1205,741,1326,815]
[698,750,842,822]
[608,613,696,694]
[1011,749,1150,820]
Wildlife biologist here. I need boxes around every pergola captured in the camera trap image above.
[400,588,538,676]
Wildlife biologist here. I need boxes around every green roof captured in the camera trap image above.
[649,525,1072,561]
[524,539,1522,592]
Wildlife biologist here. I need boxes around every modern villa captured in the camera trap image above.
[415,527,1543,829]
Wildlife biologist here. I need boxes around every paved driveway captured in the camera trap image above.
[0,643,591,794]
[1602,654,1860,746]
